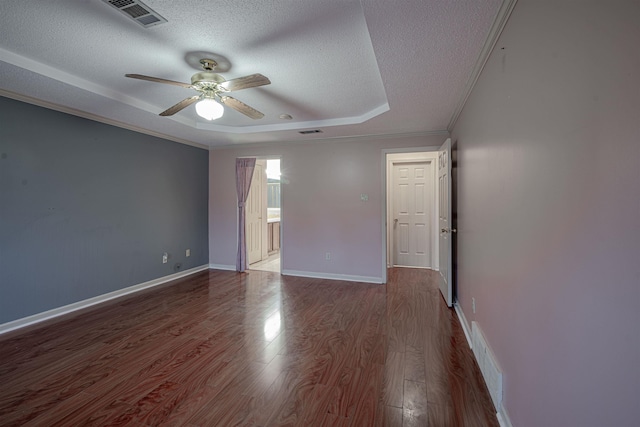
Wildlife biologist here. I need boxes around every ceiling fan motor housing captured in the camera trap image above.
[191,71,226,91]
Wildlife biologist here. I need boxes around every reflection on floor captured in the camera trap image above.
[250,251,280,272]
[0,268,499,425]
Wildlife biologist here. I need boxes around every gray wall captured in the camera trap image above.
[0,96,209,324]
[451,0,640,426]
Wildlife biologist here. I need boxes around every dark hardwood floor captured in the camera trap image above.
[0,268,498,426]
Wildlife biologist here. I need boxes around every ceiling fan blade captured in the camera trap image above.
[220,96,265,119]
[159,96,200,116]
[125,74,192,89]
[218,74,271,92]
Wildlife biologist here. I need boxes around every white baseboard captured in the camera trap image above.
[281,269,383,284]
[209,263,236,271]
[0,264,209,335]
[497,404,514,427]
[455,302,510,427]
[472,321,504,425]
[454,300,473,349]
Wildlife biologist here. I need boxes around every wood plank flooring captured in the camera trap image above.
[0,268,498,426]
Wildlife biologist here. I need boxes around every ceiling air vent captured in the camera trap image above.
[299,130,323,135]
[103,0,167,28]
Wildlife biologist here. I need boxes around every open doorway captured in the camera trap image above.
[248,158,281,272]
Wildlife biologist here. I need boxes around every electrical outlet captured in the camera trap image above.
[162,252,168,264]
[472,297,476,314]
[186,249,190,257]
[325,252,331,260]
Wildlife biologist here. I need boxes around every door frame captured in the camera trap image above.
[388,156,437,269]
[381,147,440,283]
[242,155,283,273]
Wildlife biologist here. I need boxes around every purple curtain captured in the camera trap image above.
[236,158,256,272]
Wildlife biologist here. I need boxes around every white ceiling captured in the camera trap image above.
[0,0,503,149]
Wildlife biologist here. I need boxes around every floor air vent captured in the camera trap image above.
[103,0,167,28]
[471,321,503,411]
[299,130,323,135]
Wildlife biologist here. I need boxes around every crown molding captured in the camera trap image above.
[0,89,209,150]
[197,103,391,134]
[2,88,447,152]
[208,130,449,151]
[447,0,518,132]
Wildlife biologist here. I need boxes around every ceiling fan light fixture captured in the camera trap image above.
[195,98,224,120]
[125,58,270,120]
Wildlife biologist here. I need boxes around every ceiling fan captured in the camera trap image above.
[125,58,270,120]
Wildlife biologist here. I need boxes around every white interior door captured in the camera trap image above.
[260,163,269,261]
[392,161,432,268]
[438,138,453,307]
[246,162,264,265]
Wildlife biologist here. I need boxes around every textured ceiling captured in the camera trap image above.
[0,0,503,148]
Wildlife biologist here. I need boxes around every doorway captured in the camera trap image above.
[386,151,439,270]
[248,158,281,272]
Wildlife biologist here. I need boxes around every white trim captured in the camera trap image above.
[454,300,473,349]
[237,155,284,275]
[279,155,284,275]
[281,269,383,284]
[0,86,447,152]
[458,309,511,427]
[0,265,209,335]
[0,47,389,137]
[210,131,449,151]
[0,48,183,122]
[381,146,443,283]
[447,0,519,131]
[392,265,435,269]
[497,404,514,427]
[386,152,439,270]
[197,103,390,133]
[209,263,236,271]
[381,150,388,282]
[0,89,208,150]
